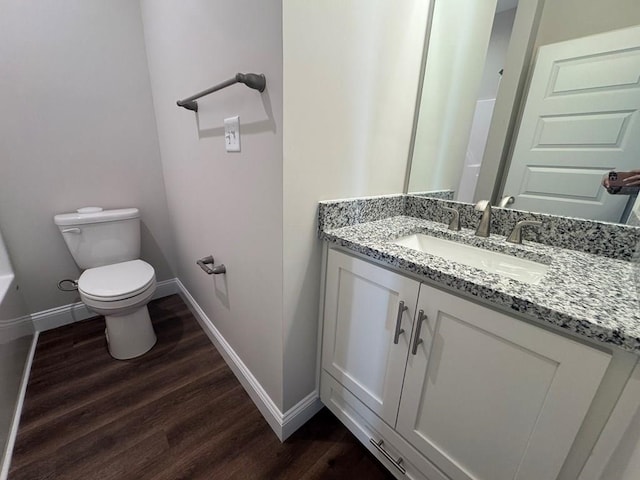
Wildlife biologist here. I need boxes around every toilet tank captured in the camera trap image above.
[53,207,141,269]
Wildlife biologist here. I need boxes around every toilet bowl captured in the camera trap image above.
[78,260,157,360]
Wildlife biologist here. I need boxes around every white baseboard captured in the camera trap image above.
[282,390,323,440]
[32,278,180,332]
[31,301,93,332]
[0,331,39,480]
[153,278,181,299]
[0,316,34,344]
[175,279,321,441]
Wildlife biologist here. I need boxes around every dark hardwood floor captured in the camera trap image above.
[9,294,393,480]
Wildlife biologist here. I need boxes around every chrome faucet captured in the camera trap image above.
[474,200,492,237]
[506,220,542,244]
[442,207,460,231]
[498,195,515,208]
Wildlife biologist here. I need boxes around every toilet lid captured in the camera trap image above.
[78,260,155,301]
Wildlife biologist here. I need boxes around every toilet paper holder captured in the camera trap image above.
[196,255,226,275]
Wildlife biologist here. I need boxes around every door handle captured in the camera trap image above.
[393,301,408,344]
[61,228,81,234]
[411,309,427,355]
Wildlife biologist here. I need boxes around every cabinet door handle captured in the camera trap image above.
[393,301,408,344]
[411,309,427,355]
[369,438,406,475]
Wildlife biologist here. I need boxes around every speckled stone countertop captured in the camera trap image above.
[321,215,640,354]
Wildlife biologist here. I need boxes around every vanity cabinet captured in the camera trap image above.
[320,248,612,480]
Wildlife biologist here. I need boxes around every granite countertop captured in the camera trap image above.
[321,215,640,354]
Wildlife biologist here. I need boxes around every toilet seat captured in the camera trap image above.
[80,281,156,315]
[78,259,155,302]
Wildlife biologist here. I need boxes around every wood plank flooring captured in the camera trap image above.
[9,294,393,479]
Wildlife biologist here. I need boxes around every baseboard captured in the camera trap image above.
[32,278,180,332]
[0,331,39,480]
[0,316,34,344]
[175,279,321,441]
[282,391,324,440]
[153,278,181,299]
[30,301,93,332]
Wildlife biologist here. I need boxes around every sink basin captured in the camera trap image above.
[393,233,549,285]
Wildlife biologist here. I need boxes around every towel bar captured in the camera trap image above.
[177,73,266,112]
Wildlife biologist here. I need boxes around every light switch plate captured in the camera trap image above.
[224,116,240,152]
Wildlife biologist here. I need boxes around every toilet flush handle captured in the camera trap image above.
[62,227,81,234]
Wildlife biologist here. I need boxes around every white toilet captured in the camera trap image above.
[54,207,157,360]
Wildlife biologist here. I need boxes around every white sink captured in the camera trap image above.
[393,233,549,285]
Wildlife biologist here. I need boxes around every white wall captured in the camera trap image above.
[534,0,640,48]
[282,0,430,409]
[142,0,429,414]
[477,8,517,101]
[457,7,517,202]
[140,0,285,409]
[0,0,175,314]
[408,0,498,193]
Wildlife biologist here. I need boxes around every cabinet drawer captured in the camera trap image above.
[321,370,450,480]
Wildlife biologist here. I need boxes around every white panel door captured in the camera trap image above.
[396,284,611,480]
[503,25,640,221]
[322,249,420,427]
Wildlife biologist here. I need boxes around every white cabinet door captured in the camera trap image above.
[322,249,420,426]
[397,284,611,480]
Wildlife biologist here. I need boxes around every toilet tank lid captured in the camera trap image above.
[54,208,139,226]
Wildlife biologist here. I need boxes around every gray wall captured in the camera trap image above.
[141,0,429,413]
[0,0,176,314]
[140,0,286,409]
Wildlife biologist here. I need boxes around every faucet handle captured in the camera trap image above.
[442,207,460,231]
[506,220,542,244]
[498,196,515,208]
[475,200,490,212]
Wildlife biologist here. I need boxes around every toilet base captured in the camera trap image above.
[105,306,157,360]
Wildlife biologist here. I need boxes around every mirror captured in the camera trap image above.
[406,0,640,226]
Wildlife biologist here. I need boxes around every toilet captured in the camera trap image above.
[54,207,157,359]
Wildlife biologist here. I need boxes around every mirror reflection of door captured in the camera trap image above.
[407,0,640,226]
[501,25,640,222]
